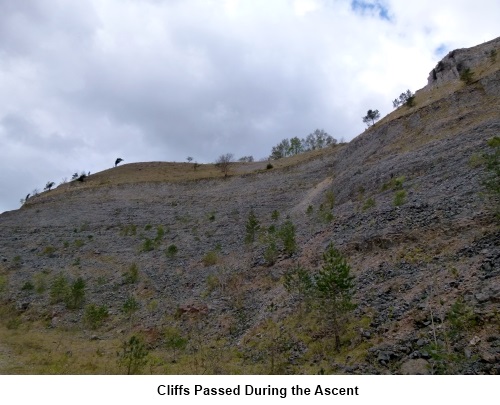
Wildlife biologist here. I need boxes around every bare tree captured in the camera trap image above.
[215,153,234,177]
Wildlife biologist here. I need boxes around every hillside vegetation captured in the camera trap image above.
[0,37,499,375]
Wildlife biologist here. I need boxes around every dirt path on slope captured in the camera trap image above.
[290,177,333,216]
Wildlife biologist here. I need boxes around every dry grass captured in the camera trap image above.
[378,53,500,127]
[0,321,122,374]
[28,145,343,205]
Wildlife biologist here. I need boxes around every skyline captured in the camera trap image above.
[1,0,499,213]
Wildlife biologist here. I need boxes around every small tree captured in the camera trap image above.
[302,129,336,151]
[315,243,355,352]
[44,181,55,191]
[72,172,87,182]
[460,68,474,85]
[164,327,188,362]
[123,295,140,319]
[118,335,149,375]
[215,153,234,177]
[482,136,500,216]
[115,158,124,167]
[392,89,415,108]
[270,139,291,160]
[283,264,314,306]
[289,137,303,155]
[65,277,86,309]
[362,109,380,126]
[245,209,260,244]
[279,220,297,256]
[84,304,109,329]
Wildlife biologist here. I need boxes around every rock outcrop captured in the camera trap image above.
[427,36,499,87]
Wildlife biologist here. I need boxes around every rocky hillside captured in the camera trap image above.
[0,37,499,375]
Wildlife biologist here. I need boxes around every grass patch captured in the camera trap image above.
[165,244,178,258]
[394,190,406,206]
[382,175,405,191]
[84,304,109,330]
[123,263,140,284]
[362,197,376,211]
[202,251,218,267]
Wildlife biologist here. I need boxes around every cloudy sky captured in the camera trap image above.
[0,0,498,213]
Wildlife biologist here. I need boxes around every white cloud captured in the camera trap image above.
[293,0,321,16]
[0,0,499,213]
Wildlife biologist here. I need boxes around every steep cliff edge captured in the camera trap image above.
[0,37,499,374]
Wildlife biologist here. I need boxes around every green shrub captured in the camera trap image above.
[283,265,313,301]
[468,152,485,168]
[166,244,178,258]
[263,235,279,266]
[155,225,165,243]
[271,210,280,221]
[13,255,22,266]
[74,239,85,248]
[245,209,260,244]
[50,274,70,304]
[382,175,405,191]
[266,163,273,170]
[141,238,154,252]
[279,220,297,256]
[460,68,474,85]
[202,251,218,266]
[41,246,57,256]
[123,296,140,317]
[319,210,334,223]
[118,335,149,375]
[65,277,86,309]
[84,304,109,329]
[394,190,406,206]
[123,263,139,284]
[144,224,152,231]
[325,190,335,210]
[205,274,220,295]
[306,205,313,215]
[362,197,376,211]
[483,136,500,199]
[0,275,7,295]
[34,273,48,294]
[447,299,476,340]
[164,327,188,361]
[21,281,34,291]
[120,224,137,236]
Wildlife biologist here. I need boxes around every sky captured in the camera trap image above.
[0,0,499,213]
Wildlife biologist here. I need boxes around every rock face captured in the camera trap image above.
[427,36,499,87]
[0,37,499,375]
